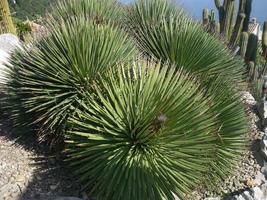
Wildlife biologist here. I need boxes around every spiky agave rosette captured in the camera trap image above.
[126,0,245,82]
[65,62,247,200]
[126,0,249,189]
[4,16,137,144]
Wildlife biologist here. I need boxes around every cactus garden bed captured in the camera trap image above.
[0,0,266,200]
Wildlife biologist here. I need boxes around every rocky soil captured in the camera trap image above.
[188,92,267,200]
[0,119,83,200]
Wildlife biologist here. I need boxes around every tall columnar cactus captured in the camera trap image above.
[263,21,267,59]
[242,0,252,32]
[239,31,249,58]
[246,33,258,63]
[248,61,257,81]
[203,8,210,26]
[210,9,216,22]
[0,0,16,34]
[212,0,252,46]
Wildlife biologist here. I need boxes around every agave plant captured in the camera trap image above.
[5,16,136,143]
[125,0,249,192]
[127,0,245,81]
[51,0,123,24]
[66,62,247,199]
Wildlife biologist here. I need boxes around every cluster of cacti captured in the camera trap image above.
[239,20,267,80]
[1,0,248,199]
[203,0,267,81]
[202,9,220,33]
[0,0,16,34]
[203,0,252,46]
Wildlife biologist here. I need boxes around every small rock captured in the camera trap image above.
[261,135,267,160]
[246,179,258,188]
[50,182,60,191]
[251,186,263,200]
[241,191,254,200]
[258,101,267,127]
[241,91,256,105]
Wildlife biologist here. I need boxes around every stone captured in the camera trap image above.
[246,179,258,188]
[0,49,10,84]
[241,91,256,105]
[251,186,264,200]
[50,182,60,190]
[261,135,267,160]
[0,34,21,53]
[255,172,266,185]
[0,33,21,84]
[258,101,267,127]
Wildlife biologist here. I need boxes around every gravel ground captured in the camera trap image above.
[0,118,83,200]
[189,92,267,199]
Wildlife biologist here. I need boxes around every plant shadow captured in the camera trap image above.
[0,104,83,200]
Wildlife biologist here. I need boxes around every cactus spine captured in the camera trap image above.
[0,0,16,34]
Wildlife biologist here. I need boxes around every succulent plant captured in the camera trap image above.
[263,21,267,59]
[0,0,16,34]
[203,0,252,47]
[5,17,136,144]
[239,31,249,58]
[128,0,245,82]
[246,33,258,63]
[66,62,247,200]
[4,0,249,199]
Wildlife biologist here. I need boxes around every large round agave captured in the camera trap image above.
[127,0,245,81]
[5,17,136,143]
[126,0,248,188]
[66,62,247,200]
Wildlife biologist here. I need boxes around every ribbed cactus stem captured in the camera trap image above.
[0,0,16,34]
[246,33,258,62]
[262,21,267,59]
[242,0,252,32]
[215,22,220,33]
[203,9,210,25]
[223,0,235,39]
[239,31,249,58]
[210,9,216,22]
[214,0,225,32]
[239,0,246,12]
[229,13,246,46]
[215,0,222,9]
[248,61,257,81]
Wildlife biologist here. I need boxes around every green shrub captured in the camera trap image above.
[127,0,245,82]
[66,62,247,200]
[13,18,32,40]
[5,17,136,143]
[125,0,248,190]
